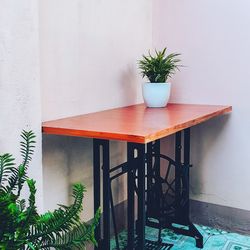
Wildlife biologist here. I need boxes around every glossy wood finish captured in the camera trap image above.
[42,103,232,143]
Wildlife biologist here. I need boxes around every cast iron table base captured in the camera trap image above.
[93,128,203,250]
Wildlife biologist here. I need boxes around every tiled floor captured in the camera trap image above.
[111,225,250,249]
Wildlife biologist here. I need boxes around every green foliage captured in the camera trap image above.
[0,130,101,250]
[138,48,181,83]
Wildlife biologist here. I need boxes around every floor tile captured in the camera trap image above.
[111,225,250,249]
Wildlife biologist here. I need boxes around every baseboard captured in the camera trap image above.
[89,198,250,246]
[190,199,250,235]
[113,199,250,235]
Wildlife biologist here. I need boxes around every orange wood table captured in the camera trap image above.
[42,103,232,250]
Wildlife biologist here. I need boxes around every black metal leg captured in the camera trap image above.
[175,131,182,222]
[190,223,204,248]
[183,128,190,223]
[127,143,146,250]
[93,139,110,250]
[153,140,161,207]
[146,142,153,201]
[127,143,135,249]
[152,140,163,244]
[184,129,203,248]
[93,139,101,250]
[110,185,120,250]
[102,140,111,250]
[136,143,146,249]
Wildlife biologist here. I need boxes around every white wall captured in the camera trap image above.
[40,0,152,219]
[0,0,42,210]
[1,0,248,220]
[40,0,152,121]
[153,0,250,210]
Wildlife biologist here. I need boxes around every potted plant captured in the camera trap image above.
[138,48,181,108]
[0,130,100,250]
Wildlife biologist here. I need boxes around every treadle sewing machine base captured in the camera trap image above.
[42,103,232,250]
[94,129,203,250]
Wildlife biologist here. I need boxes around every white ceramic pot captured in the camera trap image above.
[142,82,171,108]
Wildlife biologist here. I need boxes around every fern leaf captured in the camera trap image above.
[29,183,85,241]
[0,131,100,249]
[17,131,36,196]
[0,153,15,190]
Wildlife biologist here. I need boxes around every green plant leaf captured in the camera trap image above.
[138,47,182,83]
[0,131,100,250]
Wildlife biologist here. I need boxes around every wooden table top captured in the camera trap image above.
[42,103,232,143]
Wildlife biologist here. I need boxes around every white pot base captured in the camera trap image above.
[142,82,171,108]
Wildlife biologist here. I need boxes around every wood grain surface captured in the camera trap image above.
[42,103,232,143]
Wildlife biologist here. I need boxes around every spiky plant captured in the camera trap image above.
[138,48,181,83]
[0,130,100,250]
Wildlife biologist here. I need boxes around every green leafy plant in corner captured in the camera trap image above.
[138,47,181,83]
[0,130,101,250]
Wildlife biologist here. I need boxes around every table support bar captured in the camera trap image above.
[93,139,110,250]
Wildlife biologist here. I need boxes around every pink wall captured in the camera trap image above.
[0,0,43,211]
[153,0,250,210]
[40,0,152,121]
[40,0,153,217]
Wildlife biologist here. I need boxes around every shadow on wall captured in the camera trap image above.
[42,135,71,211]
[43,134,128,222]
[120,64,138,105]
[159,115,231,203]
[190,114,231,198]
[67,137,127,221]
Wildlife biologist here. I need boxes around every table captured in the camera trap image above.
[42,103,232,249]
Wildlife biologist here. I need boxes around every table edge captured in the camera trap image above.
[144,105,232,143]
[42,105,232,144]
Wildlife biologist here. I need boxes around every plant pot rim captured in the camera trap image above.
[144,82,171,85]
